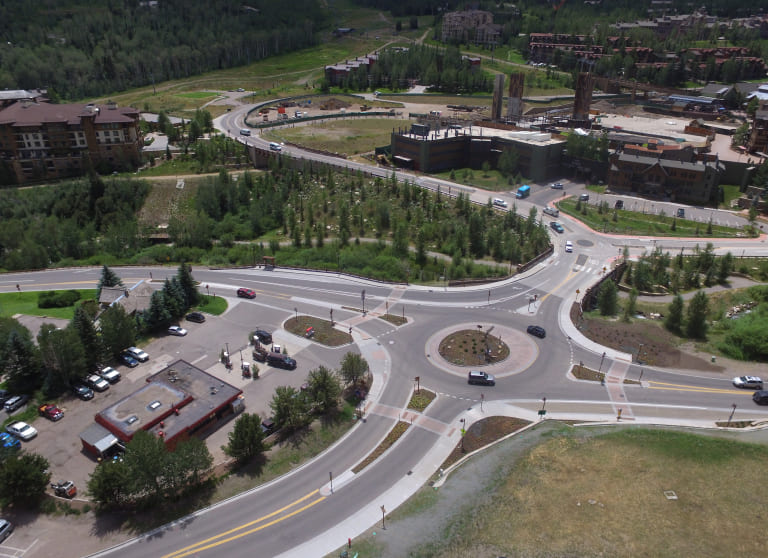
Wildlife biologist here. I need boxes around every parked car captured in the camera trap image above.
[753,390,768,405]
[550,221,564,233]
[252,329,273,345]
[565,240,573,253]
[73,384,94,400]
[0,432,21,452]
[492,198,508,208]
[119,353,139,367]
[467,370,495,386]
[733,376,763,389]
[527,325,547,338]
[6,421,37,441]
[186,312,206,323]
[38,403,64,421]
[260,418,276,435]
[168,325,188,337]
[267,352,297,370]
[85,374,110,392]
[676,208,685,218]
[125,346,149,362]
[550,182,564,189]
[579,193,589,201]
[237,287,257,299]
[99,366,121,384]
[51,480,77,499]
[0,389,9,406]
[0,519,13,543]
[3,394,29,413]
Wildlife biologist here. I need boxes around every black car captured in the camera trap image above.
[753,390,768,405]
[0,389,9,406]
[526,325,546,338]
[252,329,273,345]
[186,312,206,323]
[73,384,94,401]
[614,200,624,210]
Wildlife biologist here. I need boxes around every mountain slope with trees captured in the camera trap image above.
[0,0,328,100]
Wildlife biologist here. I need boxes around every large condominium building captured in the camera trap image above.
[0,100,142,185]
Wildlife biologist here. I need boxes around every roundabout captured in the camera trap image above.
[426,322,539,379]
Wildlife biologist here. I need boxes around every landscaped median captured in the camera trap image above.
[556,197,756,238]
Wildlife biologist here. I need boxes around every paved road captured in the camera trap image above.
[1,100,767,558]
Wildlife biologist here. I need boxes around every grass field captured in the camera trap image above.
[262,117,410,155]
[344,425,768,558]
[557,198,752,238]
[0,290,97,320]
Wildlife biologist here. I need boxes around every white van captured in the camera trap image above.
[239,128,251,136]
[543,206,559,217]
[269,142,282,152]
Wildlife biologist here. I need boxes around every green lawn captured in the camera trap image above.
[175,92,220,99]
[720,184,742,208]
[194,294,227,315]
[557,198,753,238]
[431,168,525,192]
[0,290,97,320]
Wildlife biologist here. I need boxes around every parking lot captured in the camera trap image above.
[3,296,340,507]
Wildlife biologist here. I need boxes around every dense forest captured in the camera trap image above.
[0,0,328,100]
[327,44,494,94]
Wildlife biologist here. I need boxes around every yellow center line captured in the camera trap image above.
[539,268,578,304]
[646,381,752,395]
[162,490,325,558]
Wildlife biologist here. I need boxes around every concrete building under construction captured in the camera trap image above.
[507,73,524,121]
[491,74,504,121]
[572,73,594,123]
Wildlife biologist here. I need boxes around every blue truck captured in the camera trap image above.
[515,185,531,199]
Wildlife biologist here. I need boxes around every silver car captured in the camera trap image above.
[733,376,763,389]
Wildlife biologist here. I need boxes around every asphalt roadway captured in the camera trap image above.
[2,232,768,558]
[1,101,767,557]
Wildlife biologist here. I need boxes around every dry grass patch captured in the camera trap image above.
[284,316,351,347]
[379,312,407,326]
[439,329,509,366]
[444,429,768,557]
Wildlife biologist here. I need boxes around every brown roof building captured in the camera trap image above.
[80,359,243,456]
[0,100,141,185]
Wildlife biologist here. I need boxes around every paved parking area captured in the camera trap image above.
[7,297,344,508]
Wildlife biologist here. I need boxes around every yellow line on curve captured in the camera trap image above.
[162,490,325,558]
[538,268,578,304]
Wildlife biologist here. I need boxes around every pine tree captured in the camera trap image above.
[97,265,123,299]
[686,291,709,339]
[597,279,618,316]
[665,294,684,334]
[177,262,199,307]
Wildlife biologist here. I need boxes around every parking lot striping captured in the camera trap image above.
[646,381,752,395]
[161,490,325,558]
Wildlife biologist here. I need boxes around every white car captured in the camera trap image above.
[126,346,149,362]
[168,325,188,337]
[6,421,38,441]
[492,198,508,208]
[543,206,559,217]
[733,376,763,389]
[86,374,110,392]
[565,241,573,253]
[99,366,122,384]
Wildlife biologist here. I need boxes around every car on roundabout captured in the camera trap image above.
[565,240,573,253]
[237,287,257,299]
[527,325,546,338]
[550,221,564,233]
[550,182,564,189]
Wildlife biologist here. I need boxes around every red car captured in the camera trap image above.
[38,403,64,421]
[237,287,256,299]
